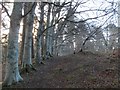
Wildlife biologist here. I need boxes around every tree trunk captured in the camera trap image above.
[22,2,37,72]
[35,2,45,63]
[3,2,23,86]
[32,34,34,58]
[45,3,52,59]
[19,17,26,65]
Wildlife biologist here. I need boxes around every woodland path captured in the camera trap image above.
[3,51,119,88]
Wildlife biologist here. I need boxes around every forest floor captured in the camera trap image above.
[2,51,119,88]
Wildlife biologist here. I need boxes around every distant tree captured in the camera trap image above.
[35,2,46,64]
[45,3,52,59]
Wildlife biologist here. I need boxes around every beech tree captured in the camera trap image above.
[45,3,52,59]
[19,5,27,65]
[35,2,46,63]
[22,2,37,71]
[3,2,23,86]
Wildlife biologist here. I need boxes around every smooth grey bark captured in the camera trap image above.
[45,3,52,59]
[3,2,23,86]
[22,2,37,70]
[35,2,45,63]
[19,17,26,65]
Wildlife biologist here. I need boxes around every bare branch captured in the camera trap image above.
[22,2,37,18]
[0,3,11,18]
[66,10,114,23]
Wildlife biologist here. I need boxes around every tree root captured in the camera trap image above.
[2,83,11,87]
[31,64,37,71]
[3,76,23,87]
[20,64,37,74]
[41,61,45,65]
[49,53,53,57]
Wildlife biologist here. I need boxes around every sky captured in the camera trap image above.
[75,0,118,26]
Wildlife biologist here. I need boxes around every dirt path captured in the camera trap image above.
[3,51,119,88]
